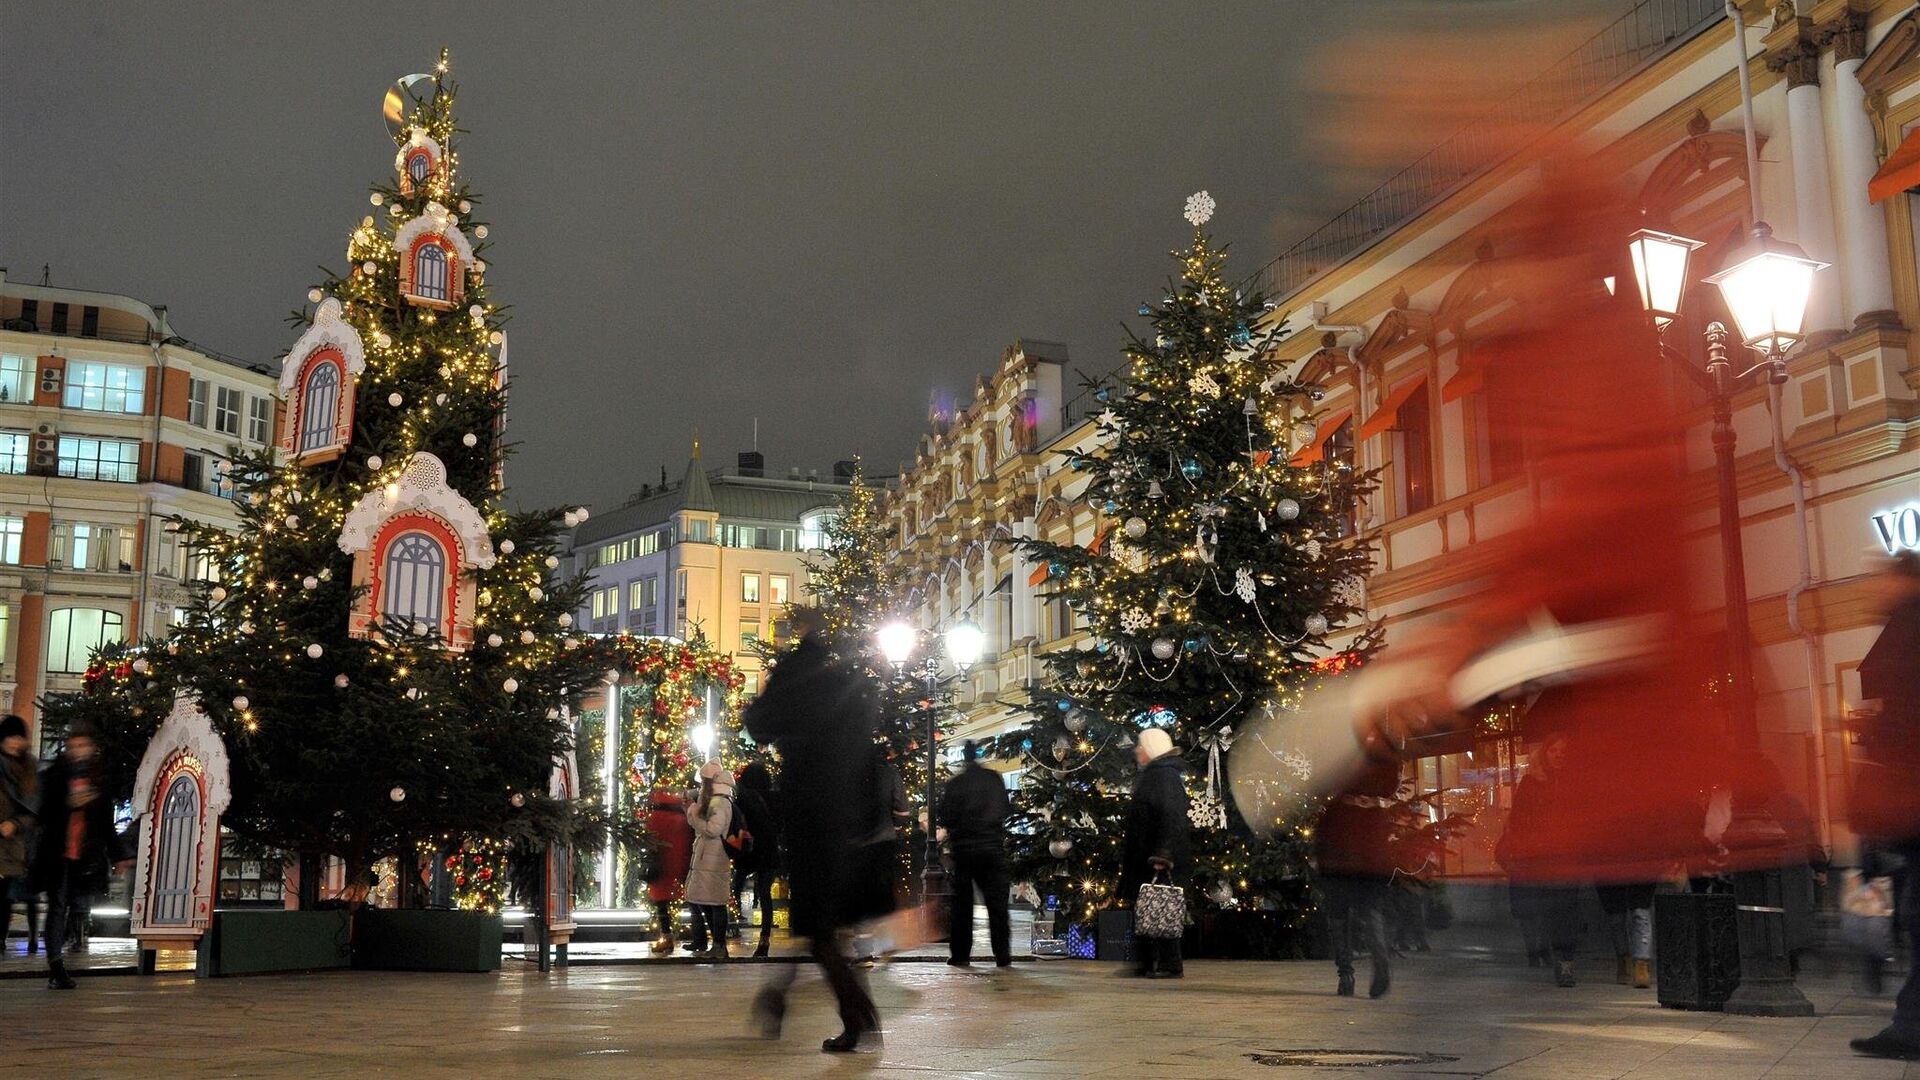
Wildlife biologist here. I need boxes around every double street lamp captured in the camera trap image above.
[1626,220,1825,1018]
[877,617,986,909]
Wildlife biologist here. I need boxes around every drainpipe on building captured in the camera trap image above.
[137,336,166,637]
[1765,380,1835,853]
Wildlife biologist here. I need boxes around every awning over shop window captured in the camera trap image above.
[1358,376,1428,441]
[1442,356,1486,403]
[1870,127,1920,204]
[1288,410,1352,467]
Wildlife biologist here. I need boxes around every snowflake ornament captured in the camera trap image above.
[1234,566,1257,603]
[1188,792,1228,830]
[1304,538,1324,560]
[1334,576,1366,609]
[1120,607,1151,633]
[1187,373,1222,399]
[1281,749,1314,784]
[1183,190,1216,227]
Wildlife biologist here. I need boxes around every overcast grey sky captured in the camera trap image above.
[2,1,1621,512]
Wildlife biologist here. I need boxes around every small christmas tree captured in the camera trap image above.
[994,192,1373,936]
[43,52,607,901]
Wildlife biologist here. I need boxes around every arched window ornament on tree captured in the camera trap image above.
[277,297,366,464]
[394,126,445,197]
[394,201,474,310]
[338,452,496,650]
[129,694,232,962]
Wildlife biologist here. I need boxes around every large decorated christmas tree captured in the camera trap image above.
[44,53,604,903]
[994,192,1373,936]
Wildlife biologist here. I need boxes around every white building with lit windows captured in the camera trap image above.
[566,447,856,697]
[0,269,277,741]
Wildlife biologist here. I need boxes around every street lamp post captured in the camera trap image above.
[1627,224,1821,1018]
[878,617,984,913]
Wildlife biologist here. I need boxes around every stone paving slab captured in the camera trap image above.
[0,949,1916,1078]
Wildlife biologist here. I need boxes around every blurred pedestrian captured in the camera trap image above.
[731,761,779,958]
[645,788,692,955]
[1499,731,1581,988]
[1849,552,1920,1060]
[1119,727,1190,979]
[0,714,37,955]
[685,760,736,961]
[743,606,883,1053]
[939,739,1011,968]
[1386,804,1432,955]
[1314,758,1397,998]
[1595,883,1654,989]
[34,721,114,990]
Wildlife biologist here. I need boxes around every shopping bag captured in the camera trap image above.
[1134,874,1186,940]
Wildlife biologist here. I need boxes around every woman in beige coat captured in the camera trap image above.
[685,760,736,960]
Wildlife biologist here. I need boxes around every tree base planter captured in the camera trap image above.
[353,909,502,972]
[197,910,353,977]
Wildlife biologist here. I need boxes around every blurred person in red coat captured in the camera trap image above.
[646,788,693,955]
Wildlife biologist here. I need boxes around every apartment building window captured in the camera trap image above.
[675,569,689,635]
[50,303,69,335]
[1477,379,1529,485]
[739,620,760,651]
[1395,381,1435,516]
[799,511,833,551]
[80,306,99,337]
[683,519,711,544]
[0,356,29,403]
[248,396,271,444]
[18,300,36,328]
[742,671,760,697]
[63,361,146,414]
[769,574,790,606]
[156,527,180,579]
[46,608,124,674]
[214,386,242,436]
[57,435,140,483]
[188,378,209,427]
[0,431,25,475]
[52,522,134,572]
[181,451,232,498]
[0,516,22,564]
[741,573,760,604]
[771,616,791,644]
[630,577,658,635]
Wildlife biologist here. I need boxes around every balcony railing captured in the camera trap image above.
[1259,0,1727,303]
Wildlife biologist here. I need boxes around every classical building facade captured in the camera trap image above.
[566,448,854,696]
[0,269,278,739]
[886,2,1920,870]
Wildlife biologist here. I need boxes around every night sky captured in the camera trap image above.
[3,1,1619,512]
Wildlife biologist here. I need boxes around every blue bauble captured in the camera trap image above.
[1138,303,1153,317]
[1095,641,1111,654]
[1180,459,1203,480]
[1182,638,1200,653]
[1230,322,1252,347]
[1048,560,1065,579]
[1095,387,1110,402]
[1057,699,1072,712]
[1103,500,1118,513]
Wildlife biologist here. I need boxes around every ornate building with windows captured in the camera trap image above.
[0,269,277,738]
[564,447,856,697]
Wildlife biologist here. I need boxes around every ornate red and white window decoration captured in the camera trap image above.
[277,297,366,464]
[395,202,475,310]
[338,452,495,650]
[130,695,232,946]
[394,127,445,197]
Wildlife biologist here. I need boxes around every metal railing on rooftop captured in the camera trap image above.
[1261,0,1728,303]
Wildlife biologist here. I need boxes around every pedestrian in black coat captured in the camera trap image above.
[1118,726,1190,978]
[731,761,780,958]
[741,608,883,1053]
[33,722,116,990]
[938,740,1011,967]
[1314,758,1398,998]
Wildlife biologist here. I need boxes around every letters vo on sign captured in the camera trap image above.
[1873,504,1920,555]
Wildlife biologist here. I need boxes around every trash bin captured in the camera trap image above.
[1655,891,1739,1010]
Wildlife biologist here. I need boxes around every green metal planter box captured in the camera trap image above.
[353,909,502,972]
[197,909,353,977]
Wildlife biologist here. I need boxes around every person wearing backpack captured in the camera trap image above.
[730,761,779,957]
[685,760,737,961]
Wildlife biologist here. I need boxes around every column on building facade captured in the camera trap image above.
[1009,518,1037,643]
[1774,38,1847,334]
[1823,10,1900,325]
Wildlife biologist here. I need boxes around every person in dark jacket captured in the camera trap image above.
[742,606,883,1054]
[938,739,1011,968]
[1118,726,1190,979]
[731,761,780,958]
[1852,553,1920,1061]
[1499,730,1582,988]
[33,721,115,990]
[1314,758,1398,998]
[0,714,37,956]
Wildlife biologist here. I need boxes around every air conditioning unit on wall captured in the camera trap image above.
[39,367,60,397]
[31,423,56,473]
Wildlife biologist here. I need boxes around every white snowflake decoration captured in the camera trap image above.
[1304,538,1324,560]
[1188,792,1228,830]
[1335,576,1366,609]
[1234,566,1257,603]
[1183,190,1216,227]
[1281,749,1314,784]
[1120,607,1151,633]
[1187,373,1222,399]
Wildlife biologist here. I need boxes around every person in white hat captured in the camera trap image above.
[1119,726,1190,978]
[684,759,737,960]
